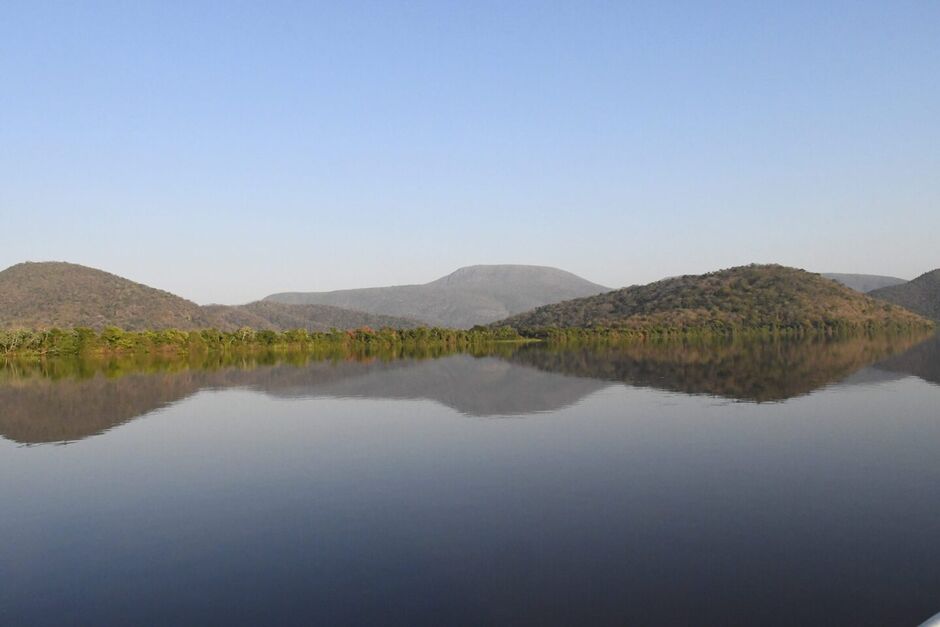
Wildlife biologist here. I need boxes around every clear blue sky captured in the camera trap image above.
[2,1,938,304]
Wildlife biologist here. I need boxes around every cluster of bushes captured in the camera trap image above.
[0,325,525,357]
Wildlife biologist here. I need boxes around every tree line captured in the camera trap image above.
[0,325,525,357]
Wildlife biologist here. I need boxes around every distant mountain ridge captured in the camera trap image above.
[264,264,610,328]
[0,261,420,331]
[495,264,933,333]
[870,269,940,321]
[822,273,908,293]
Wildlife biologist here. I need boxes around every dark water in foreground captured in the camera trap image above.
[2,335,940,626]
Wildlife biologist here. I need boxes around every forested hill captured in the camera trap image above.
[0,261,214,330]
[870,269,940,321]
[495,265,933,334]
[0,262,420,331]
[264,264,610,328]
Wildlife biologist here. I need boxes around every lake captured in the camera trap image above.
[2,334,940,626]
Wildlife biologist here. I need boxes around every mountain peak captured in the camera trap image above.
[265,265,610,328]
[428,264,609,289]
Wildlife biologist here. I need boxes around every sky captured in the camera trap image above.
[1,1,938,304]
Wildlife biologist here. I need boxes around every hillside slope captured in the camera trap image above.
[0,261,214,330]
[264,264,610,328]
[822,273,907,293]
[496,264,932,334]
[204,301,422,331]
[0,261,421,331]
[870,269,940,321]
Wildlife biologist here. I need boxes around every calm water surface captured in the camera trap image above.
[2,336,940,626]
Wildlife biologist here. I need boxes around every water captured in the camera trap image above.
[2,335,940,626]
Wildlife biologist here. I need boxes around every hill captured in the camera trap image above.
[869,269,940,321]
[0,261,214,330]
[822,273,907,293]
[495,264,933,334]
[204,301,421,331]
[264,264,610,328]
[0,261,420,331]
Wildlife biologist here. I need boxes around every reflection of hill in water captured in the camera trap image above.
[0,354,607,445]
[0,371,202,445]
[2,333,935,445]
[508,334,932,402]
[872,335,940,386]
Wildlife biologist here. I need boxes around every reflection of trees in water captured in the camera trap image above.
[873,334,940,386]
[508,334,932,402]
[0,350,605,445]
[1,333,935,445]
[0,351,402,444]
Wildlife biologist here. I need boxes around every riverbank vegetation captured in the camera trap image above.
[2,320,934,359]
[0,325,526,357]
[514,321,935,344]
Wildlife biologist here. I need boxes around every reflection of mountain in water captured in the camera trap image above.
[0,371,203,445]
[833,334,940,390]
[0,355,607,445]
[256,357,608,415]
[871,334,940,386]
[2,333,935,445]
[508,334,932,402]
